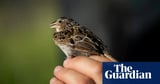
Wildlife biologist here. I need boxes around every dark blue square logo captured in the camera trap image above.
[102,62,160,84]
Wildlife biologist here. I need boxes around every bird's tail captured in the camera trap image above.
[103,51,118,62]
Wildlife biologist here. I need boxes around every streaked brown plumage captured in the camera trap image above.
[50,17,117,61]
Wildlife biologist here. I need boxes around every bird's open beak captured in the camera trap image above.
[50,20,57,29]
[50,23,56,29]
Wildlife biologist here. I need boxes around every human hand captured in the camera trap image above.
[50,55,114,84]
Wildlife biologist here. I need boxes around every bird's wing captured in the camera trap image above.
[69,26,106,55]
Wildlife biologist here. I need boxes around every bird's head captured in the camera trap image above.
[50,17,79,32]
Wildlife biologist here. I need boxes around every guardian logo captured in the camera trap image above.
[105,64,151,79]
[102,62,160,84]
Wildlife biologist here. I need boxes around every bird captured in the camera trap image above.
[50,17,117,61]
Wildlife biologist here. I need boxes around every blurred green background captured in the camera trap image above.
[0,0,64,84]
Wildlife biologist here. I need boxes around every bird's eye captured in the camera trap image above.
[59,20,62,23]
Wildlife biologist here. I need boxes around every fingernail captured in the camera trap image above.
[50,78,56,84]
[54,66,63,72]
[63,58,71,65]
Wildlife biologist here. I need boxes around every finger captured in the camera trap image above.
[89,55,113,62]
[54,66,94,84]
[63,56,102,84]
[50,77,64,84]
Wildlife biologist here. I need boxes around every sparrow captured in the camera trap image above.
[50,17,117,61]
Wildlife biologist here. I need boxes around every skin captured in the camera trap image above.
[50,55,113,84]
